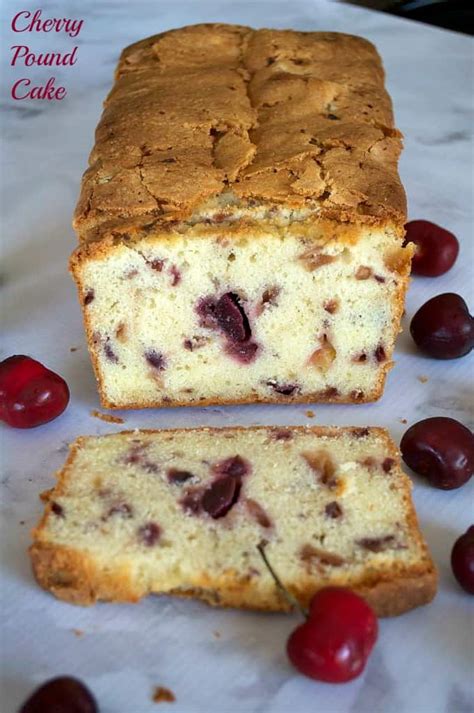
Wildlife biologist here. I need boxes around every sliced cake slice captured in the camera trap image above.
[30,426,437,616]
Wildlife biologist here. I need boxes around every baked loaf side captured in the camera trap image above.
[70,24,412,408]
[31,426,437,616]
[73,24,406,236]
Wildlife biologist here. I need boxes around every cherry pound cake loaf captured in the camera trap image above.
[70,23,413,409]
[31,426,437,616]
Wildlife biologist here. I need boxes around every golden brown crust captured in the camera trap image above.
[30,542,142,605]
[30,538,436,616]
[30,427,437,616]
[73,23,406,243]
[356,569,438,617]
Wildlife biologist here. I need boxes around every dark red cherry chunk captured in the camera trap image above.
[201,476,241,518]
[225,340,259,364]
[266,380,299,396]
[145,350,166,370]
[410,293,474,359]
[213,455,250,479]
[0,355,69,428]
[167,468,194,484]
[287,587,378,683]
[195,292,258,363]
[451,526,474,594]
[137,522,161,546]
[19,676,97,713]
[215,292,250,343]
[196,296,218,329]
[401,417,474,490]
[404,220,459,276]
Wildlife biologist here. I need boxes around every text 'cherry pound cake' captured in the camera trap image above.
[70,24,413,409]
[31,426,437,616]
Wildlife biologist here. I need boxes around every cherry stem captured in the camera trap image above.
[257,542,308,618]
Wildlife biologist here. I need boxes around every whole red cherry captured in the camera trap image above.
[287,587,378,683]
[451,526,474,595]
[410,293,474,359]
[404,220,459,276]
[19,676,97,713]
[0,355,69,428]
[401,417,474,490]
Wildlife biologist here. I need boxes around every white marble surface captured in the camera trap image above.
[1,1,473,711]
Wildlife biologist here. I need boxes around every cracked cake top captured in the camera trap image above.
[73,23,407,242]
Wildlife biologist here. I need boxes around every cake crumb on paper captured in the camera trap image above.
[70,346,80,352]
[399,418,408,424]
[40,489,52,503]
[152,686,175,704]
[305,410,315,418]
[90,410,125,424]
[417,375,428,384]
[213,630,221,638]
[72,628,84,638]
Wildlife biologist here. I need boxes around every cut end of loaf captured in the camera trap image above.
[71,221,412,409]
[31,426,437,616]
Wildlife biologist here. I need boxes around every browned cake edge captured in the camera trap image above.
[30,427,438,616]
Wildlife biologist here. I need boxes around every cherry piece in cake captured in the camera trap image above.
[215,292,251,343]
[201,476,241,518]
